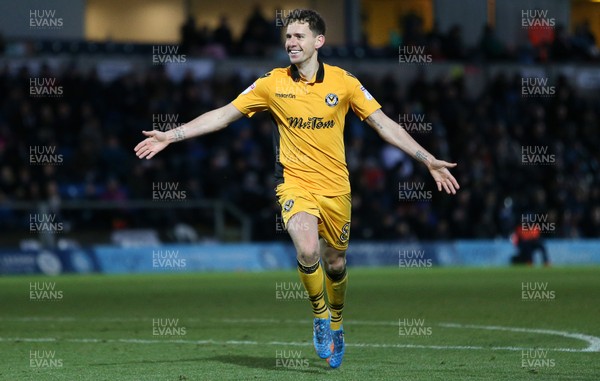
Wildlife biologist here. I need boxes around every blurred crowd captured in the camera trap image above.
[0,60,599,242]
[390,12,598,63]
[179,7,599,63]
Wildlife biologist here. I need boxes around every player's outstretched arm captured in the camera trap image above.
[134,103,243,159]
[365,109,460,194]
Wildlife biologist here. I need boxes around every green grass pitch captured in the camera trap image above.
[1,267,599,380]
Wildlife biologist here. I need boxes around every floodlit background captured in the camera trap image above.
[0,1,599,380]
[0,0,598,267]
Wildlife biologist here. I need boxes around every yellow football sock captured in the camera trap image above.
[297,260,329,319]
[325,268,347,330]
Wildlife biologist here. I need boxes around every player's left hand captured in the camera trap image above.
[427,159,460,194]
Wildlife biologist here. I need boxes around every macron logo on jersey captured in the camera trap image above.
[275,93,296,99]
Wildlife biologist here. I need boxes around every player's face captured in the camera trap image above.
[285,21,324,65]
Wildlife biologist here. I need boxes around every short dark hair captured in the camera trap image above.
[284,9,326,36]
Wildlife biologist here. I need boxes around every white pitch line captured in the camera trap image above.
[440,323,600,353]
[217,319,600,352]
[2,317,599,353]
[0,336,590,353]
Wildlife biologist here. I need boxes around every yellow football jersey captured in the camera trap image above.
[231,60,381,196]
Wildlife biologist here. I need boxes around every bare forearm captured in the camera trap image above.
[366,110,459,194]
[166,107,231,143]
[368,111,434,168]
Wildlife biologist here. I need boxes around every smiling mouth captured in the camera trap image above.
[288,50,301,55]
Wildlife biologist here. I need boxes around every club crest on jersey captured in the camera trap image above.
[325,93,339,107]
[283,199,294,212]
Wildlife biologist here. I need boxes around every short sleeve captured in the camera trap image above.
[346,72,381,121]
[231,72,271,117]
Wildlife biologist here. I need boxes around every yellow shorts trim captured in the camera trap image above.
[276,182,351,251]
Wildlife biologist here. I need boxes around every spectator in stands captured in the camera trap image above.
[240,5,271,56]
[527,16,554,62]
[571,21,599,60]
[401,11,426,48]
[510,223,550,266]
[551,24,571,61]
[213,15,234,55]
[1,53,599,241]
[442,25,466,60]
[0,32,5,55]
[196,24,211,50]
[479,24,507,61]
[180,16,197,54]
[101,177,126,202]
[425,21,445,60]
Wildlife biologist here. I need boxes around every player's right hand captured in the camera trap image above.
[134,130,169,159]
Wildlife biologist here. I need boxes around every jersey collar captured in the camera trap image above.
[290,58,324,83]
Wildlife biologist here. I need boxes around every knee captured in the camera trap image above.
[323,254,346,274]
[296,241,320,266]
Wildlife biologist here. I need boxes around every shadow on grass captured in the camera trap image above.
[89,357,205,366]
[208,355,328,375]
[89,355,328,374]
